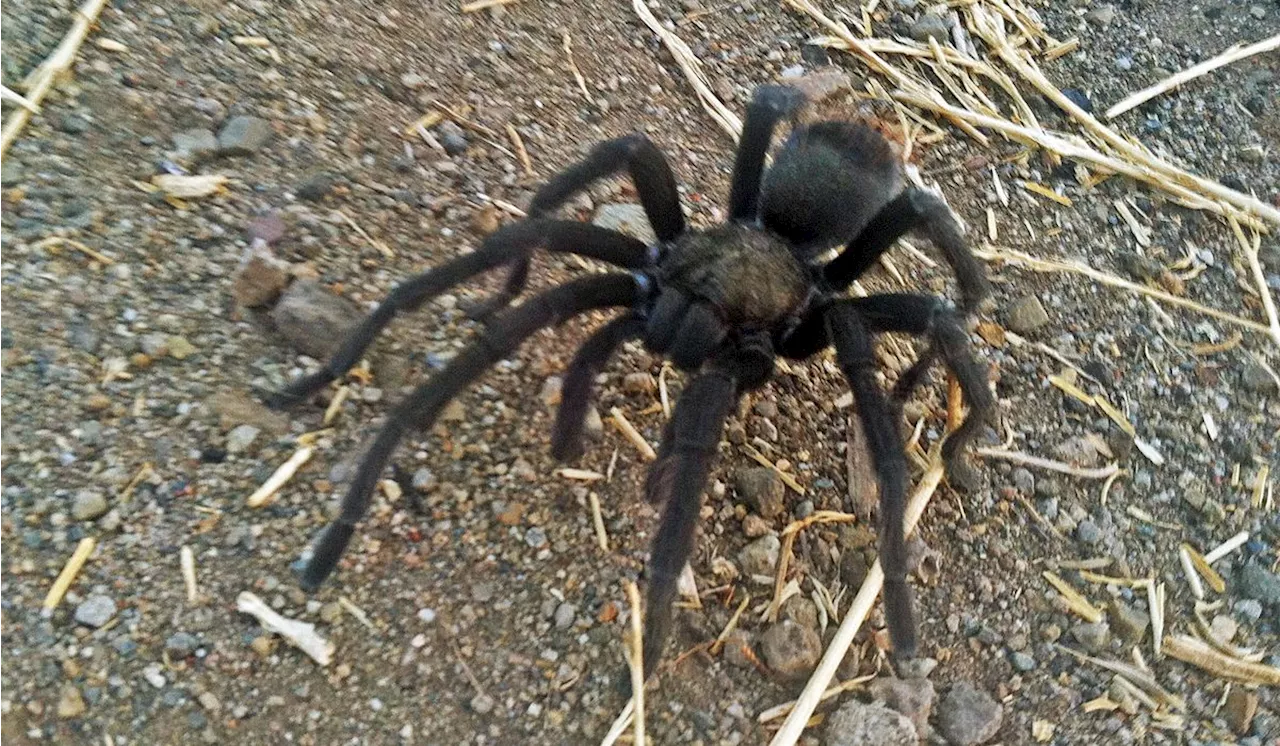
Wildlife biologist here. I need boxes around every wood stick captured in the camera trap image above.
[246,447,314,507]
[965,6,1280,228]
[460,0,520,12]
[976,447,1120,479]
[768,455,945,746]
[2,0,111,156]
[624,580,646,746]
[42,538,96,617]
[632,0,742,141]
[1105,34,1280,119]
[609,408,657,461]
[1163,634,1280,685]
[180,546,198,603]
[975,245,1274,339]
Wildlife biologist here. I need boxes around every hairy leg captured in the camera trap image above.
[823,188,990,314]
[268,220,649,408]
[551,314,645,462]
[845,293,995,482]
[826,302,917,661]
[728,85,807,223]
[635,365,737,683]
[475,134,684,318]
[300,273,643,590]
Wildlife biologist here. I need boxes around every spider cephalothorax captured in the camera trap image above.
[265,85,995,684]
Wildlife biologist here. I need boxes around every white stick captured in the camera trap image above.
[1105,35,1280,119]
[246,447,314,507]
[1204,531,1249,564]
[632,0,742,141]
[180,546,198,603]
[769,457,946,746]
[236,591,334,666]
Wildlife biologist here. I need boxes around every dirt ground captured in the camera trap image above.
[2,0,1279,744]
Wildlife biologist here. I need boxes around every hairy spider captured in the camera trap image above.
[267,85,994,682]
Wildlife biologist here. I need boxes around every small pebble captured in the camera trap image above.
[74,595,117,628]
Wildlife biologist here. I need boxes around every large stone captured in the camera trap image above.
[270,280,363,359]
[207,390,290,434]
[217,116,273,155]
[734,467,786,518]
[935,682,1003,746]
[870,676,935,736]
[1005,295,1050,334]
[825,699,918,746]
[759,619,822,680]
[172,128,219,159]
[592,203,657,245]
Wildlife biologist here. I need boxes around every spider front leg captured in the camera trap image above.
[266,220,649,409]
[299,273,641,590]
[824,188,990,315]
[826,303,918,663]
[470,134,685,320]
[728,84,807,223]
[631,363,738,687]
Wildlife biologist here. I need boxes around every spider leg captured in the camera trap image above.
[823,188,990,314]
[728,84,807,223]
[636,364,737,684]
[267,220,649,409]
[845,293,995,483]
[551,313,645,462]
[299,273,643,590]
[472,134,684,319]
[826,302,917,661]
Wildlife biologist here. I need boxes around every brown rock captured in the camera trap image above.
[57,685,87,718]
[233,250,292,308]
[270,280,362,359]
[207,390,290,435]
[1224,688,1258,735]
[759,618,821,680]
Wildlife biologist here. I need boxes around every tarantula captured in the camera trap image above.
[267,84,994,682]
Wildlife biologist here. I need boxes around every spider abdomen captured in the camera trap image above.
[659,224,810,328]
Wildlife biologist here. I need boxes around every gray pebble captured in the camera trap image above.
[908,13,951,43]
[470,692,495,714]
[759,619,821,679]
[1240,361,1277,394]
[1235,598,1263,622]
[437,121,468,156]
[553,602,576,629]
[1086,4,1116,26]
[172,129,218,159]
[165,632,200,656]
[524,526,548,549]
[1238,562,1280,606]
[1071,621,1111,652]
[71,490,109,522]
[1005,295,1050,334]
[1010,652,1036,672]
[1011,468,1035,494]
[74,595,118,628]
[225,424,260,454]
[739,534,781,578]
[1075,519,1103,545]
[270,281,363,359]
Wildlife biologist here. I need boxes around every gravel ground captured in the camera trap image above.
[2,1,1279,744]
